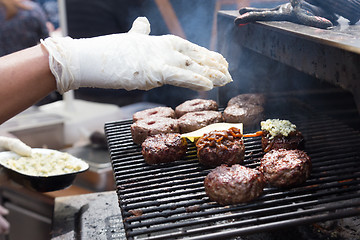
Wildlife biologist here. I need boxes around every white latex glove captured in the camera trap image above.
[41,17,232,94]
[0,136,32,156]
[0,205,9,234]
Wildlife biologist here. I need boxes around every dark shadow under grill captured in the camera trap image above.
[104,97,360,240]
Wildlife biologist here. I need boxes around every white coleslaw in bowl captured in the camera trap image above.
[0,148,89,177]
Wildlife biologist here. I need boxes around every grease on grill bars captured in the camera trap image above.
[104,110,360,240]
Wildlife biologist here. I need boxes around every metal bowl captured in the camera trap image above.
[0,148,89,192]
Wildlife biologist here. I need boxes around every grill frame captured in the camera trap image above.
[105,98,360,240]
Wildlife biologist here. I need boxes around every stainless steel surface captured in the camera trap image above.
[0,108,64,150]
[64,145,115,192]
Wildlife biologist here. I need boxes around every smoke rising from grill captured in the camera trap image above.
[216,18,327,107]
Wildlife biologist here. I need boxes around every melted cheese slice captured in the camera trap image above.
[181,123,243,142]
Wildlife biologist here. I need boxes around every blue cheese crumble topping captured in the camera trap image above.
[261,119,297,139]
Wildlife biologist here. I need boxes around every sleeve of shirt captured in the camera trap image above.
[31,2,50,39]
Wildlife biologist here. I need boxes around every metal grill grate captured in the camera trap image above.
[105,108,360,240]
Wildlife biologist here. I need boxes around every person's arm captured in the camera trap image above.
[0,17,232,124]
[0,45,56,124]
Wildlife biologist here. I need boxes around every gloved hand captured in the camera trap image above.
[0,136,32,156]
[235,0,336,29]
[41,17,233,94]
[0,205,9,234]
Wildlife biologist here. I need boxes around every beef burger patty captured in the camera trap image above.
[196,127,245,167]
[260,149,311,188]
[141,133,187,165]
[204,164,265,205]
